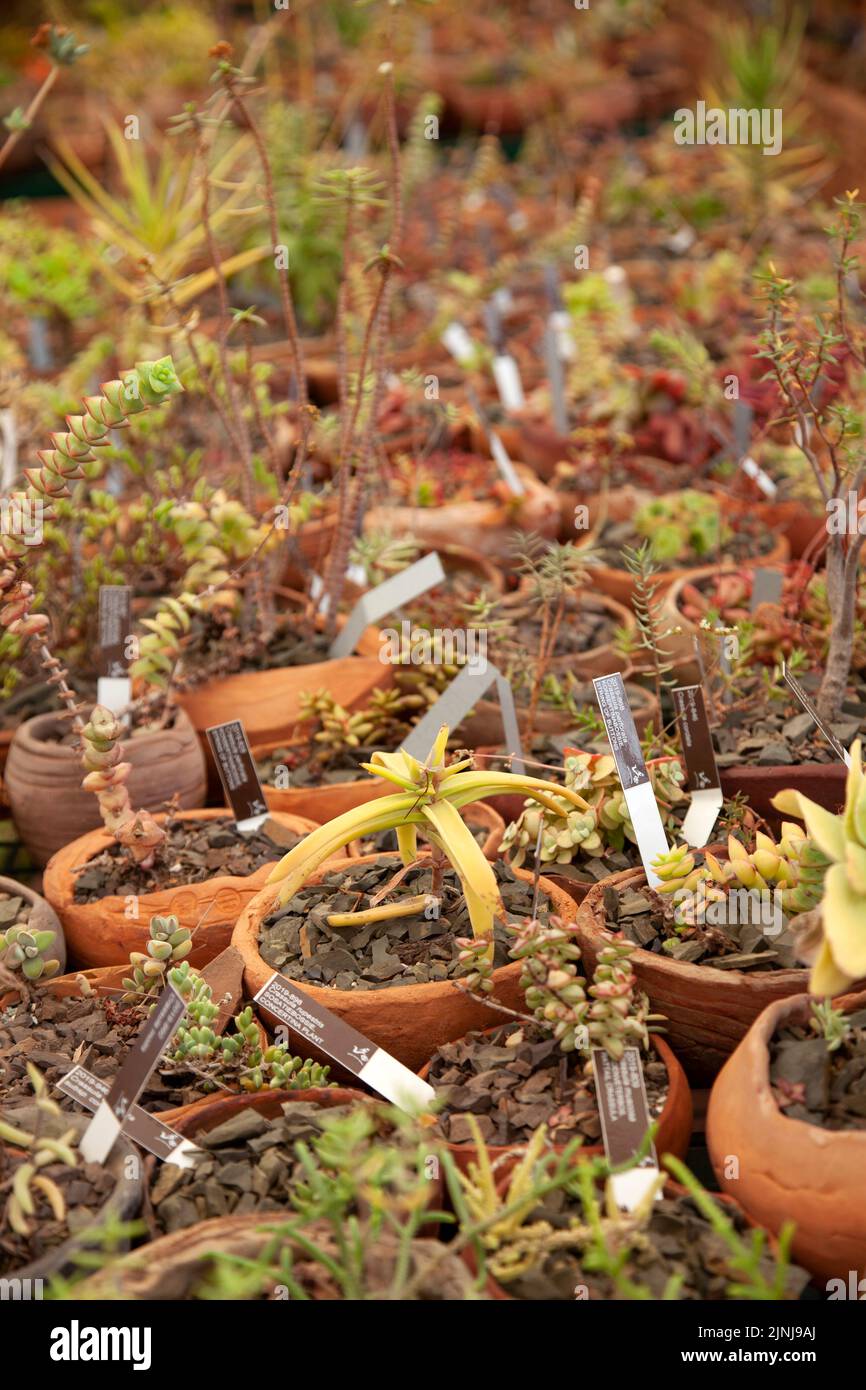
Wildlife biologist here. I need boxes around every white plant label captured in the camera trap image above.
[401,658,524,774]
[328,551,446,659]
[492,353,525,411]
[593,672,668,885]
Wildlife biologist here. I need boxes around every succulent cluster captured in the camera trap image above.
[651,827,828,931]
[0,922,60,982]
[0,1066,77,1239]
[298,686,414,758]
[635,489,729,565]
[502,752,687,868]
[122,914,193,999]
[166,960,330,1093]
[458,915,653,1062]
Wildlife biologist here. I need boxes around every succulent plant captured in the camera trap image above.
[0,1065,77,1239]
[586,941,653,1060]
[652,829,829,932]
[122,914,193,999]
[0,922,61,982]
[508,917,589,1053]
[166,962,330,1092]
[634,489,729,565]
[502,751,686,868]
[80,704,166,865]
[770,739,866,996]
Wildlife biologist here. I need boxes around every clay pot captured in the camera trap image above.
[232,852,579,1072]
[707,990,866,1284]
[5,707,207,867]
[719,762,847,825]
[418,1031,692,1177]
[0,874,66,976]
[0,727,12,808]
[364,466,560,563]
[177,630,391,776]
[3,1104,142,1283]
[501,589,636,682]
[458,670,659,750]
[590,501,791,608]
[573,867,816,1084]
[42,808,325,971]
[156,1082,369,1134]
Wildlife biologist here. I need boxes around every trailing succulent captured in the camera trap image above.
[458,915,654,1062]
[502,751,687,869]
[165,960,330,1093]
[0,1065,78,1240]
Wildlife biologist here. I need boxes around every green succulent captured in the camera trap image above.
[0,923,61,982]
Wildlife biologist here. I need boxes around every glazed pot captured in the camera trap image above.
[4,707,207,867]
[707,990,866,1284]
[42,808,324,971]
[364,466,560,563]
[418,1031,692,1177]
[232,852,579,1072]
[2,1104,142,1284]
[0,874,66,977]
[573,867,818,1084]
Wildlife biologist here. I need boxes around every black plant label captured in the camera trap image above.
[592,1046,658,1171]
[593,673,648,788]
[672,685,720,792]
[97,584,132,679]
[206,719,268,825]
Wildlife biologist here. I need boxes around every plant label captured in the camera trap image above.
[57,1064,201,1167]
[543,323,569,436]
[782,661,851,766]
[206,719,270,832]
[80,983,187,1164]
[592,1046,661,1212]
[489,430,525,495]
[254,973,434,1113]
[740,455,777,498]
[492,354,525,411]
[593,672,668,885]
[672,685,723,847]
[96,585,133,714]
[441,321,477,367]
[492,286,514,315]
[401,657,524,773]
[750,568,784,611]
[0,407,17,490]
[328,550,446,659]
[544,265,575,361]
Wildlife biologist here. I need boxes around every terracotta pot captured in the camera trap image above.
[0,874,66,976]
[177,633,392,776]
[419,1031,692,1177]
[2,1104,142,1283]
[707,990,866,1284]
[5,708,207,867]
[458,670,659,750]
[659,563,786,681]
[42,808,324,971]
[232,853,579,1072]
[156,1082,369,1134]
[591,501,791,608]
[501,589,635,682]
[719,762,847,824]
[573,867,819,1084]
[364,466,560,563]
[0,727,12,808]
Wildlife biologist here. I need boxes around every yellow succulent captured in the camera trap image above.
[771,739,866,997]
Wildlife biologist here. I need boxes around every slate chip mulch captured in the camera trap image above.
[600,882,801,972]
[503,1188,811,1301]
[0,1148,116,1274]
[770,1007,866,1132]
[427,1021,668,1147]
[72,816,298,901]
[260,856,551,991]
[711,676,865,769]
[149,1101,359,1234]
